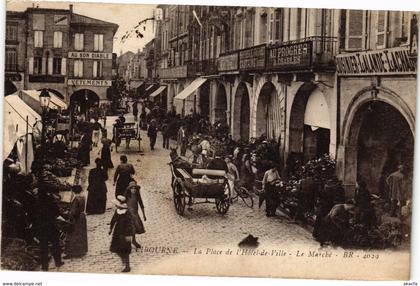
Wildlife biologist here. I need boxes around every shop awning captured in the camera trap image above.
[304,89,330,129]
[19,90,68,114]
[174,78,207,100]
[145,84,156,91]
[4,93,41,158]
[130,80,144,89]
[149,86,167,99]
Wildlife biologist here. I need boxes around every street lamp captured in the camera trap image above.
[39,89,51,164]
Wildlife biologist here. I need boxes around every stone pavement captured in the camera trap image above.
[52,115,319,274]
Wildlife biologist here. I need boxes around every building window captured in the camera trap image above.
[5,49,17,71]
[74,33,84,51]
[74,60,83,77]
[34,57,43,74]
[94,34,104,52]
[93,60,103,78]
[401,11,411,45]
[6,23,18,41]
[376,11,388,49]
[34,30,44,48]
[53,31,63,48]
[53,58,62,74]
[345,10,367,51]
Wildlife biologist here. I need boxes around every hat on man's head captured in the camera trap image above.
[127,180,140,191]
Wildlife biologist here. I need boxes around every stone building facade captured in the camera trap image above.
[5,5,118,111]
[151,6,418,196]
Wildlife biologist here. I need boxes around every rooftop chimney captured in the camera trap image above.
[69,4,73,14]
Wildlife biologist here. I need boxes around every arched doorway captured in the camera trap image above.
[199,81,210,120]
[4,79,17,96]
[233,82,250,140]
[255,82,281,140]
[289,83,331,162]
[215,83,227,124]
[346,100,414,195]
[70,89,100,115]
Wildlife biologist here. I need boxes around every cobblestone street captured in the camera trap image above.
[53,115,319,275]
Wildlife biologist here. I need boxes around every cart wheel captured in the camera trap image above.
[239,186,254,208]
[216,197,229,214]
[173,181,186,216]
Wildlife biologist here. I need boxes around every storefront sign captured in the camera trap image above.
[410,15,418,56]
[335,47,417,76]
[218,52,239,72]
[239,45,266,71]
[68,52,112,60]
[267,41,312,71]
[68,79,112,87]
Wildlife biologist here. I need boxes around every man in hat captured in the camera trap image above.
[386,164,407,217]
[177,124,188,156]
[109,195,134,272]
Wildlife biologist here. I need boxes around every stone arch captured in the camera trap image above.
[232,82,251,140]
[70,89,100,114]
[341,89,414,195]
[253,81,279,139]
[214,82,228,124]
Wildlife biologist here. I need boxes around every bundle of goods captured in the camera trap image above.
[38,168,72,193]
[50,159,73,177]
[1,238,39,271]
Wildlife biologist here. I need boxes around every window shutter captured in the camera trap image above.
[80,34,84,50]
[94,34,98,51]
[28,57,34,75]
[61,58,66,75]
[79,61,83,77]
[93,61,98,77]
[99,34,104,51]
[48,57,53,75]
[345,10,366,50]
[376,11,388,48]
[42,57,46,74]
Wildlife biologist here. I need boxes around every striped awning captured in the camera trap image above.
[174,78,207,100]
[149,86,167,98]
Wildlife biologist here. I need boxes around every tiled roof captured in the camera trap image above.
[71,13,118,28]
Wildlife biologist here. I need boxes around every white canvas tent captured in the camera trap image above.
[3,93,41,160]
[19,90,67,114]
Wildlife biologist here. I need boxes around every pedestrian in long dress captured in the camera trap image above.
[124,181,146,249]
[91,118,102,147]
[109,195,134,272]
[100,135,114,170]
[113,155,135,198]
[64,185,88,258]
[86,158,108,214]
[77,131,91,166]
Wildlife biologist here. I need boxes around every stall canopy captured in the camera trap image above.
[304,89,330,130]
[149,86,167,99]
[130,80,144,90]
[19,90,68,114]
[174,78,207,100]
[4,93,41,159]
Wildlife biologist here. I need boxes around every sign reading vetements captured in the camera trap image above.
[68,79,112,87]
[68,52,112,60]
[335,47,417,76]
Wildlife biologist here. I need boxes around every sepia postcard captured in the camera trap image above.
[1,0,419,282]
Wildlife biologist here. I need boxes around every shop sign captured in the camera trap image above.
[410,15,418,56]
[68,51,112,60]
[239,45,266,71]
[266,41,313,71]
[218,52,239,72]
[335,47,417,76]
[68,79,112,87]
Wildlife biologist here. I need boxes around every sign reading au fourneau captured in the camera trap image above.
[68,79,112,87]
[68,52,113,60]
[335,47,417,76]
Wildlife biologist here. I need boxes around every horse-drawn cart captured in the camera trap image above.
[169,163,230,215]
[113,121,141,152]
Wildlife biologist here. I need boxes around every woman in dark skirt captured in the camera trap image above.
[86,158,108,214]
[124,181,146,249]
[100,132,114,170]
[64,185,88,259]
[113,155,135,198]
[77,131,91,166]
[109,195,134,272]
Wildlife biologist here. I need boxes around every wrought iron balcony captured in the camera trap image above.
[158,65,188,79]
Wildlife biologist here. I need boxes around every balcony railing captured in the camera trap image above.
[158,65,188,79]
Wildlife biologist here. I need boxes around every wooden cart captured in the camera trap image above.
[169,163,230,216]
[114,122,141,152]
